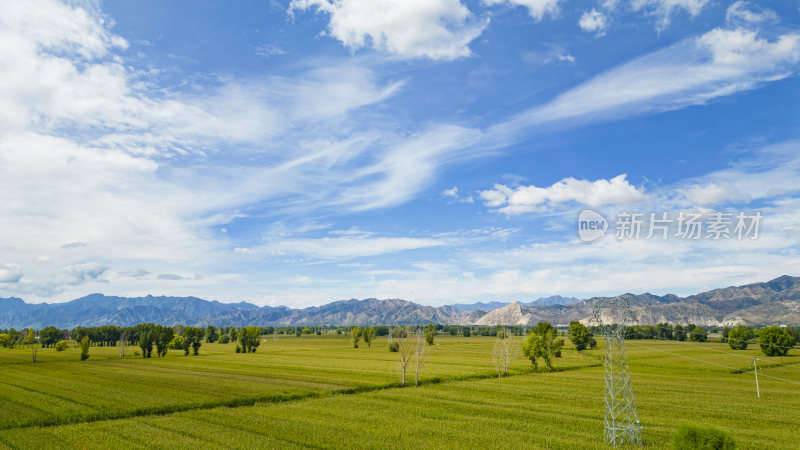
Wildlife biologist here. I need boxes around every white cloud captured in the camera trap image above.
[483,0,560,21]
[255,43,286,57]
[499,27,800,129]
[289,0,487,60]
[256,235,448,259]
[442,186,474,203]
[557,54,575,62]
[725,1,777,26]
[677,141,800,207]
[630,0,711,29]
[0,264,24,284]
[480,174,647,214]
[579,9,608,35]
[443,187,459,197]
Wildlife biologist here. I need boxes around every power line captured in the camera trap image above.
[627,342,800,387]
[623,327,800,374]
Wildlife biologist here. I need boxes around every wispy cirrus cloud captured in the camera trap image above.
[488,26,800,137]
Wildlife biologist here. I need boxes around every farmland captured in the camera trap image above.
[0,335,798,449]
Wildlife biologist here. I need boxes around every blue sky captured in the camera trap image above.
[0,0,798,306]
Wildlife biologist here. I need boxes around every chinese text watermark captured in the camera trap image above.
[578,210,762,242]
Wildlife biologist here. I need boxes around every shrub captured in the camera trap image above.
[388,341,399,352]
[673,424,735,450]
[235,345,242,353]
[54,340,68,352]
[218,334,230,344]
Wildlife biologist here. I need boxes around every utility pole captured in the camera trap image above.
[753,357,760,398]
[592,297,642,447]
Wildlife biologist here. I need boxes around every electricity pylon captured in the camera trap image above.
[592,296,642,447]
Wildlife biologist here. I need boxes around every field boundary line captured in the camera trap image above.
[1,361,601,431]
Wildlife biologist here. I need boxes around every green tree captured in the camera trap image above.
[24,329,38,363]
[351,326,362,349]
[167,334,185,350]
[362,326,376,348]
[182,327,204,356]
[424,324,436,345]
[462,327,471,337]
[205,325,218,343]
[39,326,62,348]
[153,325,174,357]
[759,326,795,357]
[55,340,68,352]
[139,331,153,358]
[217,334,230,344]
[0,334,9,348]
[522,322,564,372]
[673,324,685,341]
[238,326,261,353]
[689,327,707,342]
[79,336,90,361]
[568,321,596,351]
[229,327,239,342]
[727,325,755,350]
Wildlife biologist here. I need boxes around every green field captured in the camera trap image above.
[1,335,798,449]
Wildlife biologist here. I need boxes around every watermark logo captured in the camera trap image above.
[578,209,763,242]
[578,209,608,242]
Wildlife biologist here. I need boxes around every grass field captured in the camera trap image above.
[0,335,798,449]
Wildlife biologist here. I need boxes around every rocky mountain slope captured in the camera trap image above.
[1,276,798,328]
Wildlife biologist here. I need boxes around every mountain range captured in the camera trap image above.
[1,276,798,328]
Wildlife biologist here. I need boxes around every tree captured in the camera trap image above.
[463,327,471,337]
[218,334,230,344]
[351,326,362,349]
[238,326,261,353]
[568,321,596,351]
[414,329,426,386]
[674,324,686,341]
[362,326,376,348]
[80,336,90,361]
[0,334,9,348]
[139,331,153,358]
[394,327,414,387]
[721,326,731,343]
[522,322,564,372]
[182,327,204,356]
[24,329,38,363]
[205,326,218,343]
[759,326,795,357]
[229,327,239,342]
[153,325,174,357]
[118,330,128,358]
[55,340,68,352]
[424,324,436,345]
[690,327,707,342]
[168,334,185,350]
[39,326,62,348]
[728,325,755,350]
[493,327,515,377]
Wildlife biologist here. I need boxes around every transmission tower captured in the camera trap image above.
[592,296,642,447]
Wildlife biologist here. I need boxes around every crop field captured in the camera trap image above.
[0,335,798,449]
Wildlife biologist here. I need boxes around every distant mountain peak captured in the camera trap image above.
[1,276,798,328]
